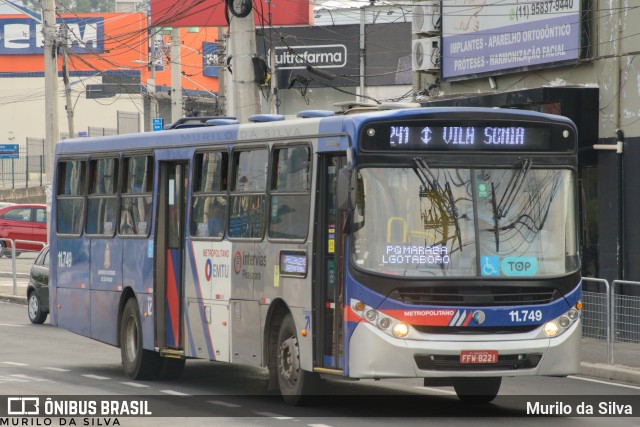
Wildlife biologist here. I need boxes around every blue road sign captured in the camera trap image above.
[152,118,164,132]
[0,144,19,159]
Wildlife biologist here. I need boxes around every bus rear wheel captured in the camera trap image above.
[453,377,501,404]
[276,314,321,405]
[120,298,160,380]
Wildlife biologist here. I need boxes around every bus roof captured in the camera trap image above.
[55,107,576,156]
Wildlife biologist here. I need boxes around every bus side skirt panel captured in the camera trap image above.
[90,290,119,345]
[56,288,91,337]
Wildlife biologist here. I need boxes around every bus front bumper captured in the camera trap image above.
[347,320,581,378]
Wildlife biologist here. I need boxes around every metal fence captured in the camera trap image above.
[0,238,46,295]
[582,278,640,365]
[0,138,46,190]
[88,126,118,137]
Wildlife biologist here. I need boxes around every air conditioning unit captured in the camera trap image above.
[412,1,441,35]
[412,38,440,73]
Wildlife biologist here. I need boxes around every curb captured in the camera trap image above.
[579,362,640,386]
[0,294,27,305]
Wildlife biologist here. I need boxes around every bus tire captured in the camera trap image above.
[158,358,185,380]
[120,298,160,380]
[453,377,501,404]
[276,314,321,405]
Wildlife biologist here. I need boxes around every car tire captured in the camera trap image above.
[27,291,48,324]
[0,241,5,258]
[120,298,161,380]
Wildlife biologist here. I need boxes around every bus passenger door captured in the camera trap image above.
[155,161,188,352]
[314,155,346,371]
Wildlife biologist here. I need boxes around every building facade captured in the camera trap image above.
[412,1,637,284]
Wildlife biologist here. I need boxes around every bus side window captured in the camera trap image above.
[190,151,228,239]
[268,146,311,240]
[120,155,153,237]
[229,148,268,239]
[56,160,87,235]
[86,158,118,236]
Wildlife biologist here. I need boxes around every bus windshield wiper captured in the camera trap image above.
[413,157,462,251]
[491,181,500,252]
[490,158,532,252]
[496,158,532,219]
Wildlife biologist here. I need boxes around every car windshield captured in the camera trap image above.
[351,165,578,278]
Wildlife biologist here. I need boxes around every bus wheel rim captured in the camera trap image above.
[125,316,138,362]
[279,335,299,385]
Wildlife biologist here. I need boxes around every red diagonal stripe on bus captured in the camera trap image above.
[166,249,180,346]
[462,311,473,326]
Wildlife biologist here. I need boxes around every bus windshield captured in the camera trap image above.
[351,166,578,278]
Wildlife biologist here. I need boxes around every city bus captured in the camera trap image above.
[50,107,581,404]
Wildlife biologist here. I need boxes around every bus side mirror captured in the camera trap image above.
[337,167,355,211]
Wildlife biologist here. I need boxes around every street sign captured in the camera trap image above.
[152,118,164,132]
[0,144,18,159]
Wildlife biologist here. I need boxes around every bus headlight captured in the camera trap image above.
[567,308,579,320]
[544,321,559,337]
[392,323,410,338]
[350,299,412,339]
[365,309,378,322]
[378,317,391,330]
[558,316,570,328]
[540,302,582,338]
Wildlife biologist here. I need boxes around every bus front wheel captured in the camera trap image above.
[453,377,501,404]
[276,314,321,405]
[120,298,160,380]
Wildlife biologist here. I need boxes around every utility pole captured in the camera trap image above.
[217,28,227,115]
[359,5,366,100]
[61,23,74,138]
[269,36,278,114]
[43,0,59,240]
[170,27,182,122]
[43,0,59,178]
[228,4,260,122]
[147,15,158,125]
[223,29,234,116]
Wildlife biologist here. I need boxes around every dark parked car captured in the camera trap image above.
[0,203,47,257]
[27,246,50,324]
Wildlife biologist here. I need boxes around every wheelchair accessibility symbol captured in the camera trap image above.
[481,256,500,276]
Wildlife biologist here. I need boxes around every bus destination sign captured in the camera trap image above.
[361,122,574,153]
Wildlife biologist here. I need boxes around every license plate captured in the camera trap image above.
[460,350,498,364]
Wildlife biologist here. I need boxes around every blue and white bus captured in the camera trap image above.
[50,107,581,404]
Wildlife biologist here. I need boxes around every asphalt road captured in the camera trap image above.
[1,302,639,426]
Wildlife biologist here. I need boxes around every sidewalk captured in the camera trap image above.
[0,279,28,305]
[578,337,640,385]
[1,284,639,387]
